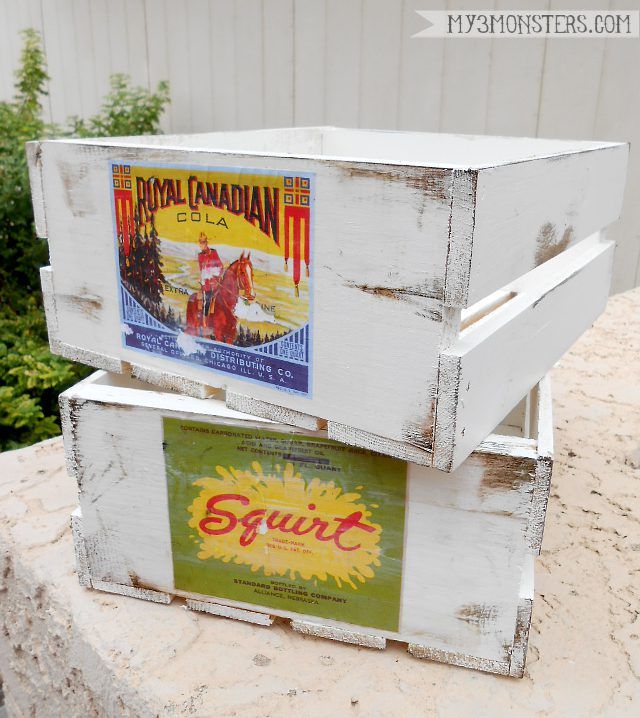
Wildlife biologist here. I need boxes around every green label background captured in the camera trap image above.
[164,418,407,632]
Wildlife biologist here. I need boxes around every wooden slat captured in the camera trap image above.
[434,235,614,471]
[466,141,628,306]
[64,369,544,670]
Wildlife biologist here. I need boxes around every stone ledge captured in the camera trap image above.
[0,288,639,717]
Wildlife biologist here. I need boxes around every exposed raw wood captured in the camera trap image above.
[26,141,47,238]
[290,620,386,650]
[226,391,325,431]
[467,143,628,305]
[443,169,477,308]
[90,580,172,605]
[70,508,91,588]
[186,599,274,626]
[32,127,623,469]
[434,235,612,471]
[61,370,552,674]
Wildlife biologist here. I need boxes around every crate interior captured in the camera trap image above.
[85,371,540,448]
[94,126,612,169]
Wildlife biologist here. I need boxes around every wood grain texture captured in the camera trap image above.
[26,141,46,238]
[37,133,450,460]
[467,143,628,306]
[33,128,621,469]
[186,598,274,626]
[70,508,91,588]
[290,620,386,650]
[61,370,551,673]
[3,0,637,294]
[434,235,612,471]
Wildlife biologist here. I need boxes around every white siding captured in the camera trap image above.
[0,0,637,291]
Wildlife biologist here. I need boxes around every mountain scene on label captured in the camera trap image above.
[114,165,312,348]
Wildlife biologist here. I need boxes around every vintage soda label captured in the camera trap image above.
[111,162,313,395]
[164,418,406,632]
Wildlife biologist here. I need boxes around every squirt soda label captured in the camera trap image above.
[111,162,314,395]
[164,418,407,632]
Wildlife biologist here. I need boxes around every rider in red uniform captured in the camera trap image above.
[198,232,223,331]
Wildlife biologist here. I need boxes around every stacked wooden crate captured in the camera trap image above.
[28,127,628,676]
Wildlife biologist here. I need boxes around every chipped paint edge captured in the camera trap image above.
[509,597,533,678]
[58,393,82,482]
[70,508,91,587]
[327,421,433,466]
[525,375,554,553]
[26,140,47,238]
[186,598,274,626]
[443,169,477,308]
[290,619,386,649]
[407,643,509,675]
[126,363,219,400]
[226,392,325,431]
[40,267,59,339]
[90,580,172,605]
[55,340,124,373]
[431,354,462,472]
[71,507,171,604]
[69,510,534,677]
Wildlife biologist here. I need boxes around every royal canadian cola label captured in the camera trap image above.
[111,162,313,395]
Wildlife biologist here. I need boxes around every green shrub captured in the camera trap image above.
[0,29,170,450]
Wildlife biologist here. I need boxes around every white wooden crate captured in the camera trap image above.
[62,370,553,677]
[29,127,623,469]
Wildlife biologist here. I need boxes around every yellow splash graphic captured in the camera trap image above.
[187,462,382,589]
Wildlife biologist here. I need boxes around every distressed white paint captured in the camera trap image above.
[62,371,552,675]
[2,0,639,290]
[31,127,622,469]
[467,143,628,305]
[185,598,274,626]
[70,507,91,588]
[434,234,612,471]
[290,620,386,650]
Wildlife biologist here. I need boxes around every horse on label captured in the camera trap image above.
[186,252,256,344]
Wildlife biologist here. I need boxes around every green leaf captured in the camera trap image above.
[0,29,169,449]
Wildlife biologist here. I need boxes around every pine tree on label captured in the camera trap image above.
[119,211,169,323]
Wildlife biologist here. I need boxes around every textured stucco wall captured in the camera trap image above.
[0,289,638,717]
